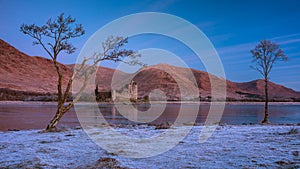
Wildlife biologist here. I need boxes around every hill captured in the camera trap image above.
[0,39,123,100]
[119,64,300,101]
[1,39,299,101]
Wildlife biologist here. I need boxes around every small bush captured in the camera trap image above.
[287,128,298,134]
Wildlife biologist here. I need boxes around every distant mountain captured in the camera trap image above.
[121,64,300,101]
[1,39,300,101]
[235,79,300,100]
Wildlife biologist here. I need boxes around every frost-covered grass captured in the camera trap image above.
[0,125,299,168]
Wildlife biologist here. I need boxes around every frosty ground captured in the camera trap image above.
[0,125,299,169]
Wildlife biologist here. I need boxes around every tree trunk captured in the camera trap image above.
[46,109,64,130]
[46,58,65,131]
[262,79,269,124]
[46,101,76,131]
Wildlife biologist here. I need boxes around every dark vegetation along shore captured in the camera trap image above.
[1,88,300,102]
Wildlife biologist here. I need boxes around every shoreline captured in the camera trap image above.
[1,123,299,133]
[1,100,300,105]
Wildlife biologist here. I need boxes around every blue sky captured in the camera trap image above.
[0,0,300,91]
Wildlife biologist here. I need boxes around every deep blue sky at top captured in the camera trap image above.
[0,0,300,91]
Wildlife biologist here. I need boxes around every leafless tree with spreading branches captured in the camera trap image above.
[250,40,287,123]
[20,13,143,130]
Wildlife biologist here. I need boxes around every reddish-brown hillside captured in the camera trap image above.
[66,64,129,91]
[126,64,300,101]
[236,80,300,100]
[132,65,182,100]
[0,39,128,100]
[1,39,300,101]
[0,39,72,94]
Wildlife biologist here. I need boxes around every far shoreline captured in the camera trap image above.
[1,123,300,133]
[0,100,300,105]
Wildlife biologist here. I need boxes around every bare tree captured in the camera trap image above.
[250,40,287,123]
[20,13,142,130]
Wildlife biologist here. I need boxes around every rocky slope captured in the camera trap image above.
[1,39,299,101]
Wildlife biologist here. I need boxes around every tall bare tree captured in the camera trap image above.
[20,13,142,130]
[250,40,287,123]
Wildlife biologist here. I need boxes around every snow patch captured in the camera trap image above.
[0,125,299,168]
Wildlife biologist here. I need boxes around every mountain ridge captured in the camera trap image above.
[1,39,299,101]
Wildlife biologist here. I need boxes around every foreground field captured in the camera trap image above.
[0,125,299,168]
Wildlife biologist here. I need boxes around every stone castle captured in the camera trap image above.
[95,80,137,102]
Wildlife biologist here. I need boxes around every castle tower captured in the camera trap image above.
[128,80,138,100]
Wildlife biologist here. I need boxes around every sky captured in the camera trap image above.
[0,0,300,91]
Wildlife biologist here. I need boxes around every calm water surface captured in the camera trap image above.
[0,102,299,131]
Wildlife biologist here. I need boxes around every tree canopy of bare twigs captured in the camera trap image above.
[21,13,143,130]
[250,40,287,123]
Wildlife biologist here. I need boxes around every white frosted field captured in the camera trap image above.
[0,125,299,168]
